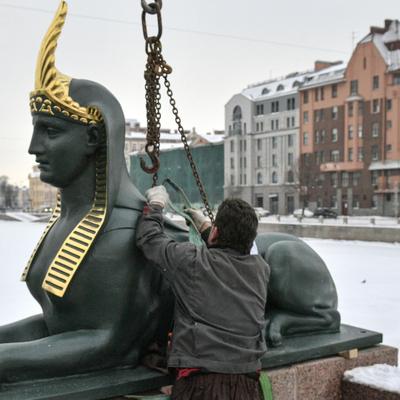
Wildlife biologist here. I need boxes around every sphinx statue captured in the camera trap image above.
[0,0,340,387]
[0,1,185,383]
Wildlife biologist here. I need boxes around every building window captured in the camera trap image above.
[303,91,309,104]
[387,99,392,110]
[287,98,295,110]
[257,139,262,151]
[303,132,309,145]
[303,111,309,123]
[342,172,349,187]
[272,171,278,183]
[348,148,353,161]
[394,74,400,85]
[332,106,338,120]
[243,123,246,134]
[272,137,277,149]
[348,102,354,117]
[358,125,363,138]
[230,175,234,186]
[372,99,380,113]
[244,157,247,168]
[244,174,247,184]
[348,125,353,139]
[353,195,360,208]
[320,150,325,163]
[291,116,295,127]
[244,140,247,152]
[272,154,277,167]
[257,172,263,184]
[260,122,264,132]
[350,80,358,95]
[320,87,324,101]
[371,195,378,209]
[288,134,294,147]
[315,88,319,101]
[315,130,320,144]
[286,117,290,128]
[330,150,340,162]
[332,128,338,142]
[271,101,279,113]
[230,141,234,152]
[371,171,379,185]
[320,129,326,143]
[277,84,285,91]
[232,105,242,135]
[386,144,392,153]
[357,147,364,161]
[288,153,293,166]
[353,172,361,186]
[371,145,379,161]
[330,195,337,208]
[257,156,262,168]
[256,104,264,115]
[387,120,392,129]
[270,120,274,131]
[332,84,338,98]
[373,75,379,90]
[287,170,294,183]
[331,173,338,187]
[372,122,379,137]
[230,158,234,169]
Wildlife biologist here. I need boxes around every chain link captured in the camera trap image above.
[140,2,215,223]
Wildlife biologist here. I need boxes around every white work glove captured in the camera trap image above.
[145,185,169,209]
[185,208,211,233]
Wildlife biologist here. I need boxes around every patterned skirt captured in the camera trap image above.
[171,373,263,400]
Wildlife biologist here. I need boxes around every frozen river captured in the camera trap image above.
[0,221,399,351]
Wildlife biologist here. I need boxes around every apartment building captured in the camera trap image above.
[225,72,309,214]
[299,20,400,216]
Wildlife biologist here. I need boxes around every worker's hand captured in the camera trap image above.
[185,208,211,233]
[145,185,169,209]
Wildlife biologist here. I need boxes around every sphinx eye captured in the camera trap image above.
[46,127,61,137]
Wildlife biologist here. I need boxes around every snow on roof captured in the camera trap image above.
[196,132,224,144]
[344,364,400,394]
[300,62,346,89]
[362,20,400,72]
[126,131,182,142]
[241,71,310,101]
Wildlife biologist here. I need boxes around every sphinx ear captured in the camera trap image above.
[86,124,101,155]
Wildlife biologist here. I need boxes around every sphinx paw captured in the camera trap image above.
[267,325,283,347]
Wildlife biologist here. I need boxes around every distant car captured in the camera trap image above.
[293,208,314,218]
[313,207,338,219]
[253,207,271,219]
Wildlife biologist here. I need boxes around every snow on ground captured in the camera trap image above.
[344,364,400,394]
[0,221,398,353]
[262,214,400,229]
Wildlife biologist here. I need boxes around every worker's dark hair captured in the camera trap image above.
[214,198,258,255]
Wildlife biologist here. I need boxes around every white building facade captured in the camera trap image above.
[225,73,309,215]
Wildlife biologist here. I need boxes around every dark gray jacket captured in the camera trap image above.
[136,206,269,373]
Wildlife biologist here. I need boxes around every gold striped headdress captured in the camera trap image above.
[29,1,102,125]
[22,1,108,298]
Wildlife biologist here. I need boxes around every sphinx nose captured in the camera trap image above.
[28,130,44,155]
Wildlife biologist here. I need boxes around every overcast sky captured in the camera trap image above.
[0,0,398,184]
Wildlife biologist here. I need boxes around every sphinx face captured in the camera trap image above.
[29,114,93,188]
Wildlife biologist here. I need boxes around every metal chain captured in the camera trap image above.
[140,1,215,223]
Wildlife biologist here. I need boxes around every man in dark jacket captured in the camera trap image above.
[136,186,270,400]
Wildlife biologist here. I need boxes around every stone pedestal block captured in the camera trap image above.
[265,345,397,400]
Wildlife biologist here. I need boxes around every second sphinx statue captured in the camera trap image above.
[0,1,340,384]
